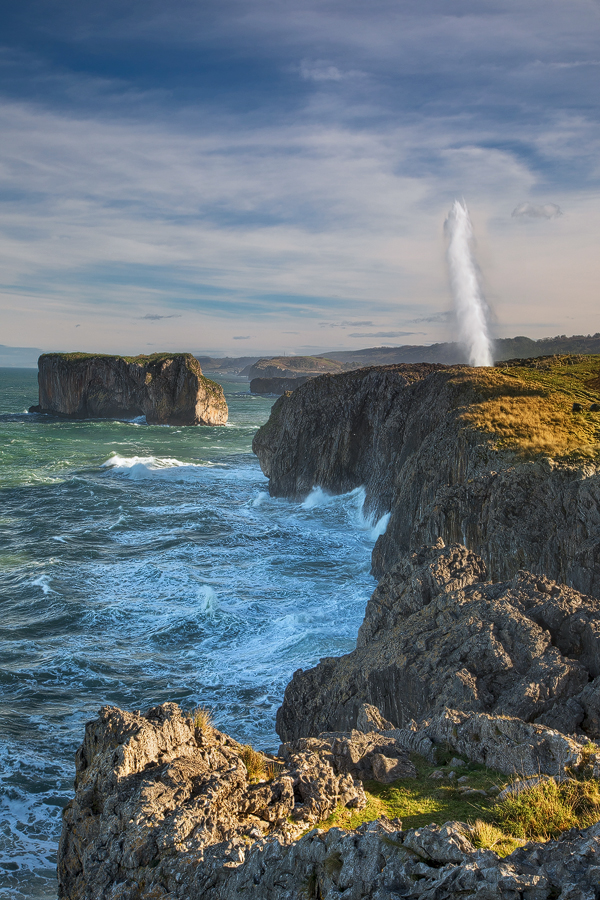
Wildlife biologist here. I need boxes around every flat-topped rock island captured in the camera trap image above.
[30,352,228,425]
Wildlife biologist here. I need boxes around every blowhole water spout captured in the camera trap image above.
[445,200,494,367]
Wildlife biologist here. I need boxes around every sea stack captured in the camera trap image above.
[31,352,228,426]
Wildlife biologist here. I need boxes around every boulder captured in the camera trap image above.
[58,703,367,899]
[32,352,228,425]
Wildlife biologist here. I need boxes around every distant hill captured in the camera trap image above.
[318,334,600,368]
[243,356,347,379]
[0,344,45,367]
[194,355,261,374]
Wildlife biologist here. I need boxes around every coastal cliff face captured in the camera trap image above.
[249,375,311,394]
[277,540,600,741]
[252,361,600,593]
[33,352,228,425]
[58,700,600,900]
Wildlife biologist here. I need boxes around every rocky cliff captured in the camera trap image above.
[249,375,311,394]
[58,700,600,900]
[252,359,600,592]
[31,352,228,426]
[277,540,600,741]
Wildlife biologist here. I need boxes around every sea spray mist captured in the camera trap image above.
[445,200,494,367]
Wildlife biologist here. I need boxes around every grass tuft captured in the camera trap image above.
[241,745,267,782]
[495,777,600,840]
[186,705,213,734]
[468,818,521,856]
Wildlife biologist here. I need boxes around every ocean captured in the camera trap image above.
[0,367,386,900]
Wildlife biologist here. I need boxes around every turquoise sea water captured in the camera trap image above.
[0,367,385,899]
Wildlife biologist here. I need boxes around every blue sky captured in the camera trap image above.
[1,0,599,358]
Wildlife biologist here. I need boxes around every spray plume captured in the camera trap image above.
[445,199,494,367]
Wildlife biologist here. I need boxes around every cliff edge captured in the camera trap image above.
[31,352,228,426]
[252,357,600,593]
[58,700,600,900]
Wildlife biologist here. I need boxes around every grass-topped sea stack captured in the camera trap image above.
[31,352,228,425]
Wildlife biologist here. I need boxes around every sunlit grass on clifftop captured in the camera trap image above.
[317,749,600,856]
[453,355,600,458]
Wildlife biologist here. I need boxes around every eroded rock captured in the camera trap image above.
[58,703,366,899]
[252,363,600,593]
[33,352,228,425]
[277,541,600,742]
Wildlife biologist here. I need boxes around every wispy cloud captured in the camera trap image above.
[0,0,599,353]
[140,313,182,320]
[348,331,424,338]
[512,202,563,219]
[319,320,375,328]
[300,60,343,82]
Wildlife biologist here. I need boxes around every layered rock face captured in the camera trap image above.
[33,353,228,425]
[58,701,600,900]
[58,702,423,900]
[252,364,600,593]
[277,541,600,742]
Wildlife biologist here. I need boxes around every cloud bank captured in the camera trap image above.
[0,0,599,355]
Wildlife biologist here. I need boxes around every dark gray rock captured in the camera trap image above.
[252,364,600,594]
[57,701,600,900]
[249,376,311,394]
[276,541,600,742]
[34,352,228,425]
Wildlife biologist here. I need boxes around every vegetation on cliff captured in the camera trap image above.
[456,355,600,457]
[319,745,600,855]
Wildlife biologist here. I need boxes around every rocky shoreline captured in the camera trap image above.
[58,360,600,899]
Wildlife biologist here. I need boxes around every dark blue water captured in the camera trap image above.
[0,367,386,899]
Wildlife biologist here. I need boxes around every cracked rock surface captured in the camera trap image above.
[57,700,600,900]
[277,541,600,742]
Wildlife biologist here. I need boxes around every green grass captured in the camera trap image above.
[317,747,600,855]
[320,752,506,838]
[41,351,193,365]
[495,777,600,840]
[451,355,600,458]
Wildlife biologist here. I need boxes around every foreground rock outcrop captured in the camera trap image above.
[58,701,600,900]
[59,703,429,899]
[31,352,228,425]
[278,540,600,742]
[252,362,600,592]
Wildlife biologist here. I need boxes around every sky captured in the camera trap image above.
[1,0,599,361]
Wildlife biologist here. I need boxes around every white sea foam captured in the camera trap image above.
[101,454,206,481]
[301,486,332,509]
[252,490,270,507]
[198,585,219,615]
[30,574,57,595]
[369,512,391,540]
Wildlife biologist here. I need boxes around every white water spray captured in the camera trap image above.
[445,200,494,367]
